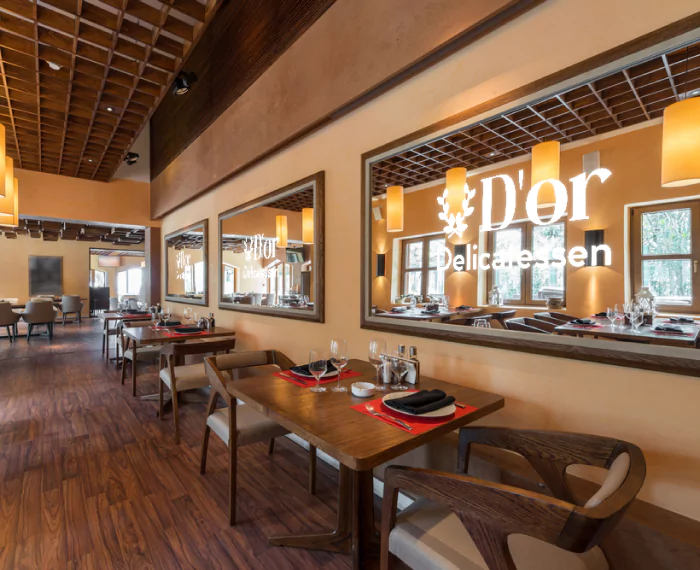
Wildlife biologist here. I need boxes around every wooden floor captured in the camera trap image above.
[0,319,351,569]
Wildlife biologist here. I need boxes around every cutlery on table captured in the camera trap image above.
[455,402,466,409]
[280,373,308,385]
[364,403,412,431]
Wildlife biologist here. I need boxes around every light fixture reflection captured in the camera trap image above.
[445,167,467,213]
[276,215,288,248]
[531,141,561,208]
[386,185,404,232]
[662,97,700,187]
[302,208,314,243]
[0,124,5,198]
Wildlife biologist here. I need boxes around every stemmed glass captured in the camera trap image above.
[443,295,451,311]
[183,307,193,324]
[473,319,491,329]
[614,304,625,328]
[368,338,387,391]
[606,306,617,328]
[308,348,328,393]
[391,352,409,391]
[151,310,159,328]
[630,309,643,333]
[162,307,172,327]
[330,339,348,393]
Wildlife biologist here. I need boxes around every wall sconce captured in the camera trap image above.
[585,229,605,266]
[386,185,404,232]
[276,215,288,248]
[531,141,560,208]
[662,96,700,187]
[302,208,314,243]
[376,253,386,277]
[454,244,467,271]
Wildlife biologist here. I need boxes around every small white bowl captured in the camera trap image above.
[351,382,376,398]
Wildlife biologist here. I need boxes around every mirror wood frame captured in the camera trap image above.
[360,18,700,379]
[217,171,325,323]
[164,219,209,307]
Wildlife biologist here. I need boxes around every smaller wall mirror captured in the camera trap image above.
[218,172,324,322]
[165,219,209,306]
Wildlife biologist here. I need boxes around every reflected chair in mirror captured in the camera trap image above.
[451,314,493,327]
[485,309,516,329]
[380,427,645,570]
[60,295,84,325]
[261,293,275,306]
[535,311,578,324]
[119,320,161,394]
[504,317,554,334]
[109,297,120,310]
[159,338,236,444]
[238,296,254,305]
[0,302,21,343]
[201,351,318,525]
[372,305,390,315]
[21,299,58,340]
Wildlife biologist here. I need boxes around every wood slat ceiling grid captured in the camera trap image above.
[166,230,202,248]
[0,0,220,181]
[266,186,313,212]
[371,40,700,195]
[0,216,145,242]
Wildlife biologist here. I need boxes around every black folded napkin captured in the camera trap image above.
[384,389,455,415]
[128,310,149,314]
[571,318,595,325]
[422,309,439,314]
[655,324,683,333]
[391,307,407,313]
[456,305,471,310]
[158,320,181,327]
[291,361,338,376]
[172,326,203,334]
[669,316,695,324]
[593,312,607,317]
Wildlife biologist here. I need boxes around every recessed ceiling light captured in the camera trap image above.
[106,106,114,112]
[488,151,501,157]
[46,61,61,71]
[88,159,93,163]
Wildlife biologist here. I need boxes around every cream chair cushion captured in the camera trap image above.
[207,406,290,447]
[159,363,209,391]
[584,452,630,509]
[123,345,161,361]
[389,499,608,570]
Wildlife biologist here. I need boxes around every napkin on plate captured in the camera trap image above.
[571,318,596,325]
[422,309,439,314]
[655,324,684,333]
[172,326,203,334]
[290,361,338,377]
[456,305,471,310]
[384,389,455,415]
[158,320,181,326]
[391,307,408,313]
[669,316,695,324]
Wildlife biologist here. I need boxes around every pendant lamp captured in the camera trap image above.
[0,124,5,198]
[531,141,561,208]
[0,169,17,227]
[445,167,467,213]
[386,185,404,232]
[661,96,700,187]
[302,208,314,243]
[276,215,288,248]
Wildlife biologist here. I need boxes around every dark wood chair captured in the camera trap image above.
[504,317,553,333]
[159,338,236,444]
[381,427,645,570]
[201,350,318,525]
[487,309,516,328]
[535,311,578,324]
[451,314,493,326]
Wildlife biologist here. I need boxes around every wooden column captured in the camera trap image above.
[145,227,161,306]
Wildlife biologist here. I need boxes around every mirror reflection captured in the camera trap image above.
[219,174,323,321]
[367,39,700,354]
[165,221,208,305]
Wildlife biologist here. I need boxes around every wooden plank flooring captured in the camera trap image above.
[0,319,351,569]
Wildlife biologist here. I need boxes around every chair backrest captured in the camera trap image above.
[62,295,83,312]
[522,317,556,333]
[532,312,566,325]
[238,296,253,305]
[252,293,263,305]
[487,310,516,327]
[0,301,18,325]
[161,338,236,359]
[451,314,493,326]
[504,317,549,333]
[548,311,577,322]
[109,297,120,310]
[23,300,56,323]
[128,299,140,310]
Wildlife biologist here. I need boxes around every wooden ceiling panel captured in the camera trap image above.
[0,0,220,180]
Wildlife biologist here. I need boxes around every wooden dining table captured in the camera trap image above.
[226,359,504,569]
[377,306,483,322]
[122,324,236,396]
[101,312,153,362]
[554,317,700,348]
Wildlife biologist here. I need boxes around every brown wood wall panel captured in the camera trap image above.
[150,0,338,178]
[150,0,546,219]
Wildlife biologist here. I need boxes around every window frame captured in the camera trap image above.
[400,234,446,298]
[486,220,567,306]
[89,269,107,288]
[630,200,700,313]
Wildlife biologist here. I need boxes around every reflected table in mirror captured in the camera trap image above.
[554,318,700,348]
[375,307,483,323]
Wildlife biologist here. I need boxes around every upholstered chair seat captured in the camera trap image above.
[21,300,58,340]
[206,406,290,448]
[0,302,21,343]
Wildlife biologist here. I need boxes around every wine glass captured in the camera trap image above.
[368,338,387,391]
[630,309,643,333]
[330,339,348,393]
[606,307,617,327]
[162,307,172,327]
[473,319,491,329]
[391,352,409,391]
[308,349,328,393]
[614,304,625,328]
[151,310,159,328]
[183,307,193,324]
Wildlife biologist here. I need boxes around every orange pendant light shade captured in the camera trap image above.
[531,141,561,208]
[445,167,467,213]
[276,215,288,248]
[661,97,700,187]
[386,185,404,233]
[302,208,314,243]
[0,124,5,199]
[0,171,18,227]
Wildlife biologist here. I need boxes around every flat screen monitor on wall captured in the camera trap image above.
[29,256,63,296]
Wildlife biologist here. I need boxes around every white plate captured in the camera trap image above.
[381,392,456,418]
[291,368,339,379]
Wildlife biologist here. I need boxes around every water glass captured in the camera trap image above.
[473,318,491,329]
[330,339,348,393]
[183,307,193,323]
[163,307,172,326]
[391,353,409,391]
[443,295,451,310]
[308,349,328,393]
[368,338,387,391]
[630,310,643,333]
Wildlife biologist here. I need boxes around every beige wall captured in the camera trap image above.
[0,236,142,313]
[15,169,157,228]
[160,0,700,520]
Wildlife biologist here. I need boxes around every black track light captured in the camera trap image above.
[173,72,197,96]
[124,152,140,166]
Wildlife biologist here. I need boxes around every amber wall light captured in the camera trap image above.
[302,208,314,243]
[0,158,16,226]
[531,141,561,208]
[386,185,404,232]
[276,215,288,248]
[445,167,467,213]
[0,124,5,198]
[662,97,700,187]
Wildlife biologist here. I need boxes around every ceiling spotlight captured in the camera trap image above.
[172,71,197,96]
[88,159,93,163]
[106,106,114,112]
[124,152,140,166]
[488,151,501,157]
[46,61,61,71]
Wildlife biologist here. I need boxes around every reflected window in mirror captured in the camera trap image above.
[165,220,209,306]
[218,172,324,322]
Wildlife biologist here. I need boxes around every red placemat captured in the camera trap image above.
[351,393,478,434]
[162,330,210,338]
[120,313,151,319]
[568,323,603,329]
[274,369,363,388]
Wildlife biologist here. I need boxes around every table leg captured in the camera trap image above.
[268,465,378,568]
[132,343,138,396]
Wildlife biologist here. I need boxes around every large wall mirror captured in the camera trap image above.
[218,172,325,322]
[165,220,209,306]
[362,34,700,377]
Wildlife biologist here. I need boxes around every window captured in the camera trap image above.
[90,269,106,288]
[401,235,446,297]
[488,221,566,305]
[630,200,700,312]
[117,268,142,297]
[223,264,237,296]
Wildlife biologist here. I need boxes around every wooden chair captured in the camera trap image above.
[534,311,578,324]
[119,320,161,387]
[504,317,553,333]
[381,427,645,570]
[159,338,236,444]
[451,314,493,326]
[201,350,318,525]
[487,309,516,328]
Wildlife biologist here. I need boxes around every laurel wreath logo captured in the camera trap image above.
[437,184,476,238]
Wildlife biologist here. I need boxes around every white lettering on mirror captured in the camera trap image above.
[176,250,191,280]
[243,234,278,261]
